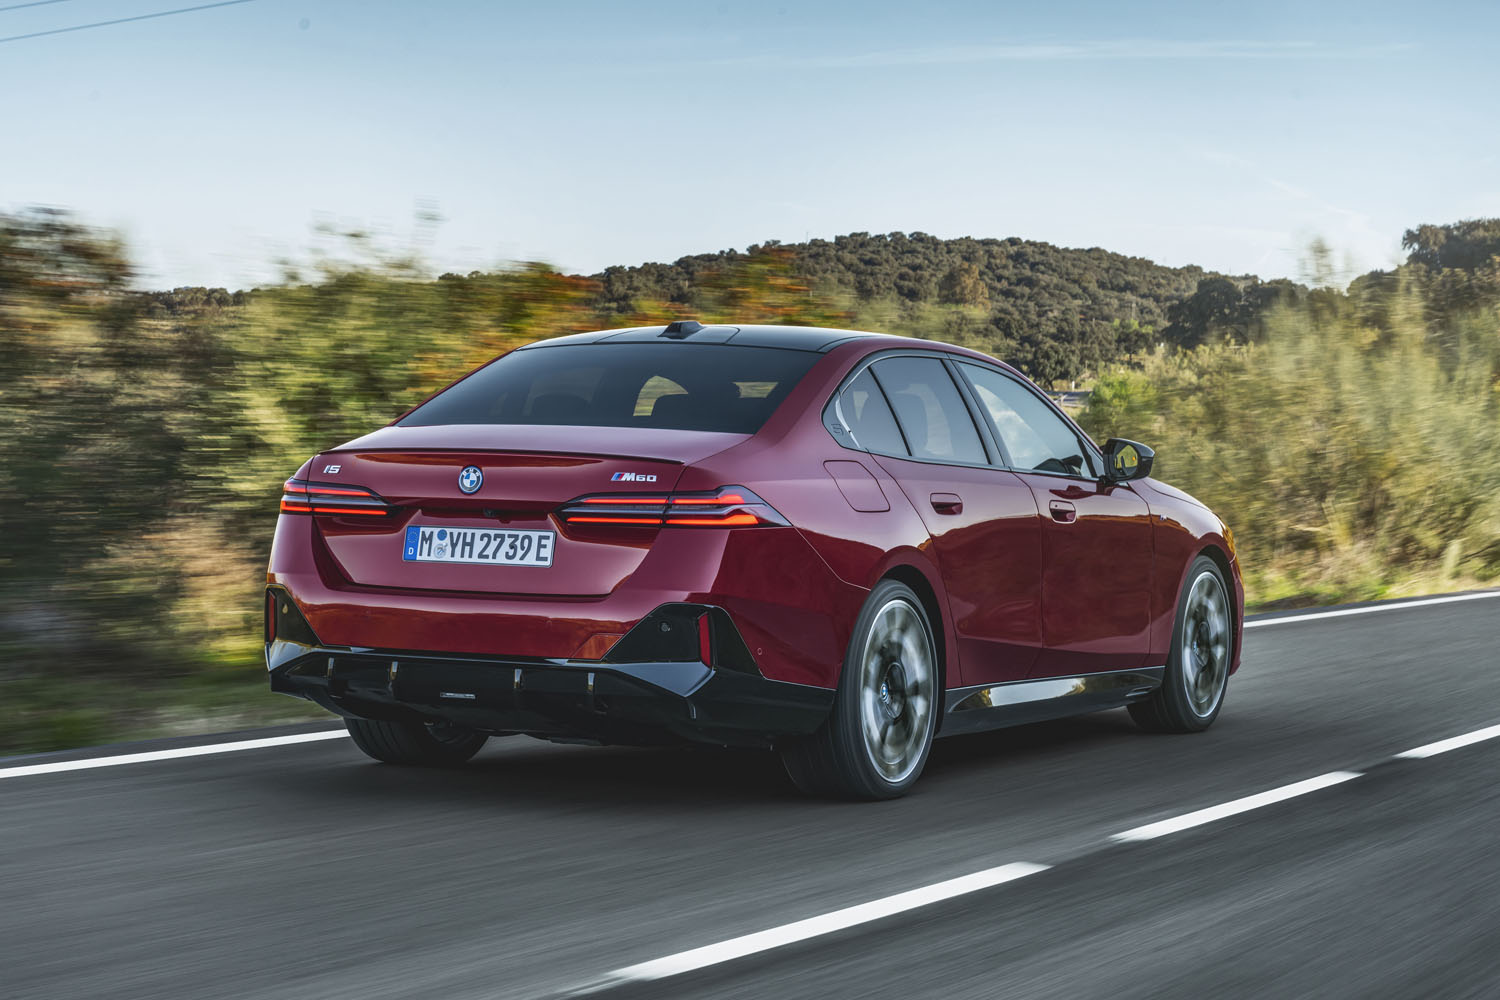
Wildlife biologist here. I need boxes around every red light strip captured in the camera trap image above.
[306,486,379,497]
[561,489,773,528]
[566,516,664,525]
[665,513,761,526]
[281,498,388,515]
[282,478,389,516]
[697,613,712,664]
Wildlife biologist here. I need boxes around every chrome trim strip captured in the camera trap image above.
[939,667,1164,736]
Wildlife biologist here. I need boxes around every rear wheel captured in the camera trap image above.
[345,717,488,766]
[1129,555,1232,733]
[781,580,939,800]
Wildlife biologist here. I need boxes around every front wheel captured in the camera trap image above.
[781,580,939,800]
[345,717,488,766]
[1129,555,1232,733]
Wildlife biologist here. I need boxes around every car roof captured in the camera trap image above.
[514,323,895,353]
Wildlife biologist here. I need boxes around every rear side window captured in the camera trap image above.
[870,357,986,464]
[835,369,909,455]
[401,344,820,434]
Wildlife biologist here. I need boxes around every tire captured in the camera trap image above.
[781,580,940,800]
[1129,555,1232,733]
[345,717,488,766]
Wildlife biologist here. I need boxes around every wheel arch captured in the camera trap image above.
[1195,542,1232,588]
[1195,543,1241,670]
[878,563,950,696]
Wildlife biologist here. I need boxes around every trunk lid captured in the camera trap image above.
[309,424,746,596]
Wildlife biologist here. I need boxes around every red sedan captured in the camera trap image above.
[266,322,1243,799]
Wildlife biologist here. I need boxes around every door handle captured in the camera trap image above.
[930,493,963,515]
[1049,500,1077,523]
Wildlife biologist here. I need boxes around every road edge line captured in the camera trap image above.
[1244,590,1500,628]
[577,861,1050,991]
[0,730,349,779]
[1111,771,1363,842]
[1395,723,1500,759]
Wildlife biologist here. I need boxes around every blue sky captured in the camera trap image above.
[3,0,1497,288]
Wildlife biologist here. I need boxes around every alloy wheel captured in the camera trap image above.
[857,598,936,783]
[1181,570,1230,717]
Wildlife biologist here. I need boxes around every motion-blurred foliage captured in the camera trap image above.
[1080,245,1500,606]
[2,209,1498,751]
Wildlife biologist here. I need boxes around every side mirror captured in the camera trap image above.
[1102,438,1154,482]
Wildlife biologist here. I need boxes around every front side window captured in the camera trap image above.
[869,357,987,464]
[958,362,1098,477]
[401,344,820,434]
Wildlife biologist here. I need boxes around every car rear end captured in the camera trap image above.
[265,335,849,747]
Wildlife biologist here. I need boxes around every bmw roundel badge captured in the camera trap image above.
[458,465,483,494]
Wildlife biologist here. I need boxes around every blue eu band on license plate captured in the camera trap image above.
[402,526,555,567]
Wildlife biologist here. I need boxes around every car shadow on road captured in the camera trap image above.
[930,709,1143,773]
[259,709,1157,812]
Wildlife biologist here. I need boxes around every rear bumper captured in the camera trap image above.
[268,643,833,748]
[266,513,860,688]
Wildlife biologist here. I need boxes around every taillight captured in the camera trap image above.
[280,478,393,516]
[557,487,787,528]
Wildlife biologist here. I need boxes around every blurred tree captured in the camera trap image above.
[1,210,182,675]
[1403,219,1500,271]
[1082,277,1500,604]
[937,262,990,308]
[1163,276,1245,348]
[1163,276,1304,348]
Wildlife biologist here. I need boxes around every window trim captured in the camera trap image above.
[950,358,1106,483]
[939,356,1013,468]
[821,349,999,470]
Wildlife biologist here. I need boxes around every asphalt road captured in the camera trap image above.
[3,593,1499,1000]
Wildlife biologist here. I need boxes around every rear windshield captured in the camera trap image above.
[400,343,821,434]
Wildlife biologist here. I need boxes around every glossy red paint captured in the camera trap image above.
[266,326,1244,725]
[868,455,1044,685]
[1134,478,1246,673]
[1012,473,1154,677]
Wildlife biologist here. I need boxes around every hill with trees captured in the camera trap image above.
[594,231,1247,383]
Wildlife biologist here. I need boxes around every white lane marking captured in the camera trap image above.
[1245,590,1500,628]
[592,862,1048,987]
[0,729,348,780]
[1112,771,1363,842]
[1395,723,1500,759]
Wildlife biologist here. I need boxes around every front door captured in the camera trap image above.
[953,361,1154,677]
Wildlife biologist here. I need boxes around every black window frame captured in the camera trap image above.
[821,349,998,470]
[822,349,1107,482]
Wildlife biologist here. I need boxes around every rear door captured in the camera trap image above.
[846,355,1045,686]
[953,361,1153,676]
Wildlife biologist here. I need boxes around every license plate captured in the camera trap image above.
[402,526,555,567]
